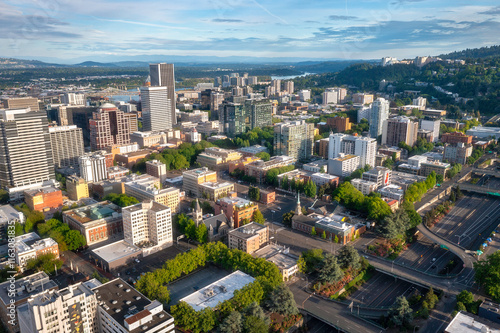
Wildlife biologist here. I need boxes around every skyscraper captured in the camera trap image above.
[0,108,55,190]
[328,133,376,168]
[369,98,390,138]
[149,63,176,126]
[48,125,85,169]
[219,100,272,137]
[140,86,172,131]
[89,103,131,150]
[382,116,418,147]
[274,120,315,160]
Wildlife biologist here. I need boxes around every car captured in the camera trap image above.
[432,258,436,262]
[134,258,141,263]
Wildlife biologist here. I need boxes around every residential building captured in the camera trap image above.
[61,92,85,106]
[328,133,377,168]
[245,156,296,183]
[130,130,180,147]
[303,159,328,173]
[79,152,109,183]
[378,147,402,160]
[215,197,259,228]
[107,166,129,180]
[66,176,89,201]
[382,116,418,147]
[210,91,225,115]
[444,143,473,165]
[0,272,58,333]
[292,213,357,245]
[422,151,443,162]
[326,116,351,132]
[62,201,123,246]
[420,161,451,179]
[146,160,167,183]
[2,97,39,111]
[399,155,427,175]
[183,167,218,197]
[369,98,390,138]
[298,89,311,102]
[378,185,405,202]
[422,109,446,118]
[219,100,272,137]
[351,179,378,195]
[282,81,294,94]
[311,173,339,188]
[274,120,314,160]
[318,138,329,159]
[140,86,172,131]
[228,222,269,254]
[412,96,427,110]
[322,87,346,104]
[199,182,235,201]
[419,119,440,142]
[122,201,172,254]
[14,233,59,271]
[124,113,138,133]
[0,108,55,194]
[178,110,209,123]
[17,280,99,333]
[357,106,371,123]
[375,154,390,167]
[24,187,62,213]
[196,120,220,137]
[441,131,473,144]
[48,125,84,168]
[228,156,261,173]
[196,147,243,171]
[124,176,180,213]
[352,93,374,105]
[89,103,131,150]
[362,166,392,188]
[254,244,298,281]
[328,154,360,177]
[149,63,176,126]
[0,204,24,244]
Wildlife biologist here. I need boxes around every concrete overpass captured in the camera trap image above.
[84,87,140,97]
[471,167,500,178]
[459,183,500,196]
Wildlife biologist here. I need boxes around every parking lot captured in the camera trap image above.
[431,193,500,250]
[348,271,428,308]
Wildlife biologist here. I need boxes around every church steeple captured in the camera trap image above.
[194,199,203,226]
[295,192,302,215]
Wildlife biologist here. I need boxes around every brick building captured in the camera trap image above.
[441,132,473,144]
[215,197,259,228]
[24,187,63,213]
[228,222,269,254]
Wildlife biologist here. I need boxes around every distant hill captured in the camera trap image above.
[74,61,118,67]
[440,45,500,60]
[0,57,66,69]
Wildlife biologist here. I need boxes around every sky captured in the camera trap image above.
[1,0,500,63]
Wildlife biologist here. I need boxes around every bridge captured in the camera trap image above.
[84,87,140,97]
[471,167,500,178]
[459,183,500,196]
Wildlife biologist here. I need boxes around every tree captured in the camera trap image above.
[195,224,208,243]
[474,251,500,300]
[64,230,87,250]
[423,287,439,310]
[456,290,474,305]
[255,152,270,162]
[436,174,444,184]
[334,235,339,243]
[243,302,268,325]
[321,231,326,239]
[0,189,9,204]
[219,311,242,333]
[265,283,298,316]
[282,211,294,226]
[297,248,324,273]
[319,253,344,283]
[25,253,63,275]
[243,316,268,333]
[311,227,317,236]
[388,296,413,327]
[103,193,139,207]
[248,186,261,202]
[377,208,410,240]
[337,245,361,270]
[252,210,265,225]
[303,180,317,198]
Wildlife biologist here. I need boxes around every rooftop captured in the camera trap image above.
[421,161,451,168]
[122,201,169,214]
[14,232,57,254]
[0,272,58,306]
[24,186,60,197]
[335,154,359,162]
[180,270,255,311]
[92,240,142,263]
[445,311,500,333]
[230,222,267,239]
[254,245,298,270]
[199,181,234,190]
[63,201,121,224]
[218,196,255,209]
[0,204,22,224]
[183,167,217,178]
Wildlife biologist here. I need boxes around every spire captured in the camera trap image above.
[295,191,302,216]
[194,199,202,226]
[195,199,201,213]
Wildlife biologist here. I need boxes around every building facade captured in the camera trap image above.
[14,233,59,271]
[24,187,62,212]
[182,167,218,197]
[443,143,472,165]
[228,222,269,254]
[146,160,167,183]
[274,120,314,160]
[89,103,131,151]
[382,116,418,147]
[328,154,360,177]
[48,125,84,169]
[124,176,180,213]
[66,176,89,201]
[79,152,109,183]
[215,197,259,228]
[369,98,390,138]
[149,63,176,127]
[140,86,172,131]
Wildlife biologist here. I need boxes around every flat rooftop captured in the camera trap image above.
[335,154,358,162]
[183,167,217,178]
[64,201,121,224]
[92,240,142,263]
[199,181,234,190]
[230,222,267,239]
[445,311,500,333]
[254,245,298,270]
[0,272,58,306]
[122,201,169,214]
[0,204,21,224]
[180,270,255,311]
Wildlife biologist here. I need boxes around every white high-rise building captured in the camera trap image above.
[48,125,85,168]
[271,79,281,93]
[149,63,176,126]
[140,86,172,131]
[322,89,338,105]
[122,201,172,252]
[413,96,427,110]
[79,152,108,183]
[61,92,85,106]
[420,119,440,143]
[328,133,376,168]
[298,89,311,102]
[369,98,390,138]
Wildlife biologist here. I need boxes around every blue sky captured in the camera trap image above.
[1,0,500,62]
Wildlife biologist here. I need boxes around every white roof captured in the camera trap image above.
[445,312,500,333]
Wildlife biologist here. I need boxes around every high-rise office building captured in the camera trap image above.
[89,103,131,151]
[0,108,55,190]
[48,125,84,169]
[2,97,39,111]
[149,63,176,126]
[122,201,172,249]
[274,120,314,160]
[382,116,418,147]
[369,98,390,138]
[79,152,108,183]
[140,86,172,131]
[328,133,376,168]
[61,93,85,106]
[210,91,225,119]
[219,100,272,137]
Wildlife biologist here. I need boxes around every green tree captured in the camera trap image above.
[297,248,324,273]
[25,253,63,275]
[252,210,265,225]
[282,211,294,226]
[103,193,139,207]
[334,235,339,243]
[337,245,361,270]
[303,180,317,198]
[195,224,208,244]
[0,189,9,204]
[456,290,474,305]
[388,296,413,327]
[255,152,270,161]
[243,302,269,325]
[243,316,268,333]
[248,186,261,201]
[423,287,439,310]
[321,230,326,239]
[265,283,298,316]
[64,230,87,250]
[219,311,242,333]
[377,208,411,240]
[474,251,500,300]
[311,227,317,236]
[319,253,344,283]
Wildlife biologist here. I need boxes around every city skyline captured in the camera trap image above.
[1,0,500,62]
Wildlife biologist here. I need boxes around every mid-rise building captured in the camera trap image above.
[196,147,243,171]
[140,86,172,131]
[63,201,123,246]
[369,98,390,138]
[328,133,376,168]
[2,97,39,111]
[130,130,180,148]
[228,222,269,254]
[466,126,500,140]
[303,160,328,173]
[310,173,339,188]
[24,187,62,213]
[122,201,172,253]
[215,197,259,228]
[178,110,209,123]
[292,213,358,245]
[420,161,451,179]
[0,108,55,193]
[124,176,180,213]
[66,176,89,201]
[0,204,24,244]
[441,131,473,144]
[328,154,360,177]
[444,143,473,165]
[419,119,440,143]
[352,93,374,105]
[245,156,295,183]
[274,120,314,160]
[14,233,59,271]
[326,116,351,132]
[254,244,298,281]
[48,125,84,169]
[199,182,235,201]
[146,160,167,183]
[149,63,176,127]
[282,81,294,94]
[382,116,418,147]
[298,89,311,102]
[351,179,378,195]
[183,167,218,197]
[89,103,131,150]
[79,152,109,183]
[357,106,371,123]
[413,96,427,110]
[378,185,405,202]
[362,166,391,188]
[61,92,86,105]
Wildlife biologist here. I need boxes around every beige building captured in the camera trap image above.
[48,125,84,168]
[245,155,296,183]
[274,120,314,160]
[254,244,298,281]
[66,176,89,201]
[420,161,451,179]
[130,129,181,148]
[2,97,39,111]
[443,143,472,165]
[146,160,167,183]
[124,176,180,213]
[196,147,243,171]
[182,167,217,197]
[352,93,374,105]
[382,116,419,147]
[228,222,269,254]
[199,182,235,201]
[351,178,378,195]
